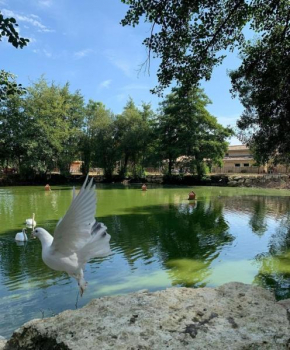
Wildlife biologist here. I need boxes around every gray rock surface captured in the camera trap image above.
[278,298,290,311]
[0,340,6,350]
[4,282,290,350]
[227,181,239,187]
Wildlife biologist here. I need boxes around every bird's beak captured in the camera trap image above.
[31,230,36,238]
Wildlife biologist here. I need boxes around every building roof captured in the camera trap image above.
[228,145,249,150]
[224,157,254,161]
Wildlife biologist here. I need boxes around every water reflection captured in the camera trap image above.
[254,207,290,299]
[166,259,211,287]
[108,199,232,272]
[1,186,290,336]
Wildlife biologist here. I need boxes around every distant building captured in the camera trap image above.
[223,145,256,169]
[70,161,82,174]
[212,145,288,174]
[211,145,261,174]
[173,146,263,174]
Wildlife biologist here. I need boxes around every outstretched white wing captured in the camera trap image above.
[55,185,77,229]
[51,176,97,255]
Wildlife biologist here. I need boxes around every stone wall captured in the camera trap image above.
[227,174,290,188]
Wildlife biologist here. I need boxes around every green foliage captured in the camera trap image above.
[0,77,231,181]
[121,0,290,95]
[0,11,29,48]
[0,93,28,170]
[230,21,290,165]
[82,101,117,179]
[0,12,29,100]
[24,78,84,176]
[114,99,152,177]
[0,78,84,177]
[121,0,290,163]
[0,71,26,101]
[155,87,233,177]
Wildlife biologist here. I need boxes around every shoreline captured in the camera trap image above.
[1,173,289,190]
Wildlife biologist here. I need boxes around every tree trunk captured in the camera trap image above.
[168,158,173,175]
[120,154,129,178]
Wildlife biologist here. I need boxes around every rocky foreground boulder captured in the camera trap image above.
[2,282,290,350]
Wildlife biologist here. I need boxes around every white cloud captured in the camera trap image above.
[99,79,112,89]
[116,93,127,102]
[74,49,93,59]
[104,50,132,77]
[216,114,240,128]
[27,37,37,44]
[121,84,149,91]
[30,14,40,19]
[2,9,54,33]
[32,48,52,58]
[38,0,53,7]
[43,49,52,58]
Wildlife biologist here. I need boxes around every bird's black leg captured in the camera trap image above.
[75,291,80,309]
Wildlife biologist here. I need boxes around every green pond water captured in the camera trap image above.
[1,184,290,337]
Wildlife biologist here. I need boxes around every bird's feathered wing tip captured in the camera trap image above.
[77,222,111,267]
[81,174,90,190]
[52,175,97,255]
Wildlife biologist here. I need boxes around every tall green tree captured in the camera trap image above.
[0,93,29,169]
[56,88,84,176]
[138,102,156,174]
[81,100,114,175]
[81,100,104,174]
[13,78,85,177]
[93,122,119,181]
[115,99,151,177]
[156,87,232,176]
[230,28,290,165]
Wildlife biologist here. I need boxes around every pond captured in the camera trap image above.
[1,184,290,337]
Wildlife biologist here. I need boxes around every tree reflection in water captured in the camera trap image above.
[108,198,233,287]
[253,198,290,299]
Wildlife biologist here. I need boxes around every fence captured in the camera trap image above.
[211,166,264,174]
[211,165,290,174]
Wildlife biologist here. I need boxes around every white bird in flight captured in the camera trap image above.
[32,176,111,296]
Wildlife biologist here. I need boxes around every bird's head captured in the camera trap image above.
[32,227,47,239]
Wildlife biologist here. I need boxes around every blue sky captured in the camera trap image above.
[2,0,242,144]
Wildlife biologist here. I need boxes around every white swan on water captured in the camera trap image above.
[32,176,111,296]
[15,228,28,242]
[26,213,36,227]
